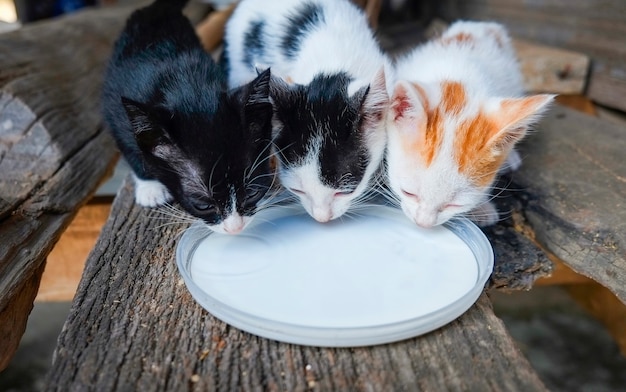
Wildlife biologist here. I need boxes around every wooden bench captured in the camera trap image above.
[0,2,624,390]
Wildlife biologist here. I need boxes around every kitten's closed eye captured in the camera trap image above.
[192,201,212,211]
[439,203,463,212]
[243,187,266,208]
[189,197,219,221]
[401,189,419,201]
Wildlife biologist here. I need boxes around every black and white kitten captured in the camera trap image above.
[223,0,390,223]
[102,0,275,234]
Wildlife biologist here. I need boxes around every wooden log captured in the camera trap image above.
[195,4,237,52]
[510,104,626,304]
[0,4,139,370]
[513,39,589,94]
[443,0,626,111]
[46,179,547,391]
[36,198,113,302]
[482,188,553,291]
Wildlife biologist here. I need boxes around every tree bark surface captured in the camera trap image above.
[0,5,136,369]
[47,179,547,391]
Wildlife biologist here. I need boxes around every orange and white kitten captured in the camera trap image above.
[385,21,554,228]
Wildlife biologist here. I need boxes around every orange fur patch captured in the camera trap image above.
[487,27,505,49]
[420,82,466,167]
[421,108,443,166]
[398,81,468,168]
[441,81,466,115]
[440,32,474,47]
[454,113,505,187]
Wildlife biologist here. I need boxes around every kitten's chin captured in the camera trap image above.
[400,201,452,229]
[302,198,351,223]
[208,214,252,235]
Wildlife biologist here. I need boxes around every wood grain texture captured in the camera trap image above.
[444,0,626,111]
[482,190,553,292]
[0,261,44,370]
[0,5,134,369]
[513,39,589,94]
[512,104,626,304]
[37,200,112,301]
[47,179,547,391]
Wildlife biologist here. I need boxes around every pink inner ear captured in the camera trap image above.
[392,94,413,121]
[391,83,419,121]
[489,94,555,147]
[498,95,554,130]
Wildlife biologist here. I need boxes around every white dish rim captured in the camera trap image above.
[175,205,494,347]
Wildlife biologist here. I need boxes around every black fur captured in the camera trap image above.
[281,2,325,59]
[102,0,275,225]
[243,20,266,68]
[271,73,370,191]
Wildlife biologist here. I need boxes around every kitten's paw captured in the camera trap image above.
[500,149,522,174]
[468,202,499,227]
[134,178,172,207]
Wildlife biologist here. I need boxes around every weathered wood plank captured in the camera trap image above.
[483,186,553,291]
[511,104,626,304]
[36,199,112,301]
[46,179,547,391]
[443,0,626,111]
[513,39,589,94]
[0,5,137,369]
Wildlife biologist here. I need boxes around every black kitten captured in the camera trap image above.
[102,0,275,234]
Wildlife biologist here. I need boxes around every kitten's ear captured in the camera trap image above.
[388,81,427,130]
[246,68,271,107]
[358,67,389,122]
[488,94,555,148]
[268,74,294,106]
[122,97,175,157]
[245,69,273,135]
[254,63,270,76]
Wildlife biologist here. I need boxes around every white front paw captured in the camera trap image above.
[468,202,499,227]
[134,177,172,207]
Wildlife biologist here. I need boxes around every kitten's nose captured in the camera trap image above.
[312,207,333,223]
[414,215,436,229]
[223,215,245,234]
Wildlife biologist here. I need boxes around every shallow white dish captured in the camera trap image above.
[176,205,493,347]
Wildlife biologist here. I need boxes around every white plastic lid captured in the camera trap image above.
[176,205,493,347]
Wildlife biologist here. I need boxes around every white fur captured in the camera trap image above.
[386,21,554,227]
[278,136,380,222]
[133,175,172,207]
[394,21,524,97]
[225,0,391,222]
[225,0,391,90]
